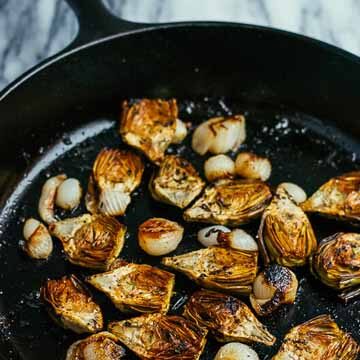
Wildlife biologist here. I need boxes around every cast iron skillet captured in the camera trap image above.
[0,0,359,359]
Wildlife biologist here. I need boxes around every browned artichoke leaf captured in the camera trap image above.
[258,187,317,267]
[162,246,258,295]
[108,313,207,360]
[87,261,175,313]
[183,289,275,346]
[149,155,205,209]
[310,232,360,291]
[120,99,178,164]
[50,214,126,270]
[301,171,360,224]
[183,179,272,226]
[41,275,103,334]
[66,331,125,360]
[85,148,144,216]
[273,314,360,360]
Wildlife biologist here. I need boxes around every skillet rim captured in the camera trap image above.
[1,21,360,102]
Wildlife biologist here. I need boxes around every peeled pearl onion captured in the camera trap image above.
[55,178,82,210]
[278,182,307,204]
[214,342,259,360]
[235,152,271,181]
[253,274,276,300]
[204,155,235,182]
[229,229,258,251]
[172,119,188,144]
[197,225,231,247]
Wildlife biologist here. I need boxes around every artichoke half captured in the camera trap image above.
[310,232,360,301]
[41,275,103,334]
[85,148,144,216]
[149,155,205,209]
[273,314,360,360]
[183,289,275,346]
[66,331,125,360]
[120,99,178,164]
[258,187,317,267]
[87,260,175,314]
[49,214,126,270]
[162,246,258,295]
[109,313,207,360]
[301,171,360,225]
[183,179,272,226]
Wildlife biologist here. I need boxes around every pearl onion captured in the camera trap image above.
[197,225,231,247]
[172,119,188,144]
[235,152,271,181]
[204,155,235,182]
[214,342,259,360]
[278,182,307,204]
[23,218,53,259]
[229,229,258,251]
[55,178,82,210]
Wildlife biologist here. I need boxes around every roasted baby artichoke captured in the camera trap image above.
[108,313,207,360]
[183,179,272,226]
[258,187,317,267]
[85,148,144,216]
[273,314,360,360]
[301,171,360,224]
[49,214,126,270]
[250,264,298,316]
[41,275,103,334]
[120,99,179,164]
[87,260,174,313]
[310,232,360,296]
[183,289,275,346]
[162,246,258,295]
[66,331,125,360]
[149,155,205,209]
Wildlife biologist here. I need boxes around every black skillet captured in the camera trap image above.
[0,0,359,359]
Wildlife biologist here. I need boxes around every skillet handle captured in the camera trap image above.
[65,0,150,48]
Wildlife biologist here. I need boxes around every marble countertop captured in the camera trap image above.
[0,0,360,91]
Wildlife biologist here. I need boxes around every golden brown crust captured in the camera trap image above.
[273,314,360,360]
[249,265,298,316]
[162,247,258,295]
[183,289,275,346]
[301,171,360,224]
[120,99,178,164]
[258,187,317,267]
[86,148,144,216]
[183,179,272,226]
[41,275,103,334]
[310,232,360,290]
[92,148,144,191]
[66,332,125,360]
[108,313,207,360]
[138,217,184,255]
[150,155,205,209]
[139,218,182,241]
[87,262,175,313]
[49,214,126,270]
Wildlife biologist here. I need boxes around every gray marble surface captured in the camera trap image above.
[0,0,360,91]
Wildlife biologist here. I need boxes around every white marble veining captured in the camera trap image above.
[0,0,360,91]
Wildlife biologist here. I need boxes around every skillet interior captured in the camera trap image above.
[0,25,359,359]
